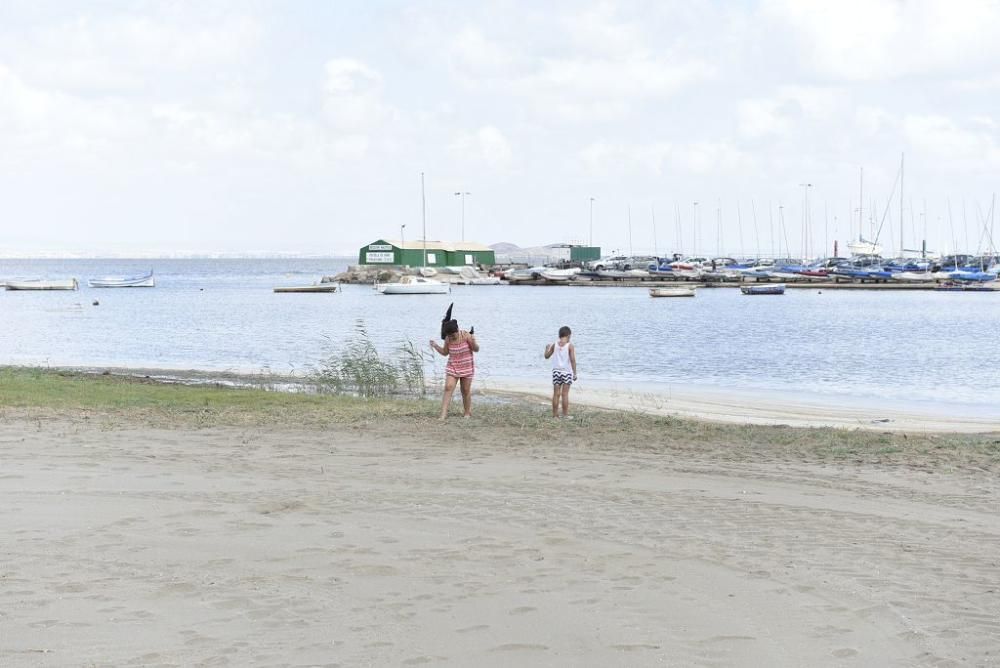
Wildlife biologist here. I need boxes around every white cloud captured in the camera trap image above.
[902,114,1000,166]
[323,58,389,131]
[579,139,750,176]
[443,5,714,123]
[765,0,1000,81]
[6,13,262,94]
[450,125,513,169]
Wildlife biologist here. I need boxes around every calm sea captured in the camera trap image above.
[2,258,999,418]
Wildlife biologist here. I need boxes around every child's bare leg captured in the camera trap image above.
[459,377,473,416]
[440,375,458,419]
[561,385,571,416]
[551,386,560,417]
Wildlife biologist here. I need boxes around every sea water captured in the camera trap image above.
[2,258,999,418]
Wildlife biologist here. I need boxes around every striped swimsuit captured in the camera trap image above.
[551,341,573,385]
[445,338,475,379]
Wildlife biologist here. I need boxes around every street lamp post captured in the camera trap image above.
[454,191,471,241]
[692,201,699,257]
[400,224,406,265]
[589,197,596,247]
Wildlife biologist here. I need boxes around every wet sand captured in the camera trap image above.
[2,416,998,666]
[485,378,1000,433]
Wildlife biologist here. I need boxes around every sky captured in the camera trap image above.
[1,0,999,258]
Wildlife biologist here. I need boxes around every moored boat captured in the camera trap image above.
[273,284,340,293]
[935,281,999,292]
[89,271,155,288]
[649,287,695,298]
[379,275,450,295]
[741,283,785,295]
[6,278,79,291]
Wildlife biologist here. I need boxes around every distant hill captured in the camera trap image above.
[489,242,572,265]
[489,242,522,254]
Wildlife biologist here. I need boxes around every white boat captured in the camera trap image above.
[380,275,450,295]
[419,267,438,278]
[6,278,79,291]
[649,287,695,298]
[741,283,786,295]
[504,267,546,282]
[847,237,882,256]
[539,268,580,282]
[88,271,155,288]
[457,266,501,285]
[891,271,935,283]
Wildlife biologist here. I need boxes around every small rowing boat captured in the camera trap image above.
[741,283,785,295]
[89,271,155,288]
[6,278,79,291]
[273,284,340,293]
[649,287,695,298]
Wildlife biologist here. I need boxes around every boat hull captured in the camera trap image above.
[649,288,695,298]
[381,284,450,294]
[6,279,79,291]
[89,274,155,288]
[273,284,339,293]
[741,283,786,295]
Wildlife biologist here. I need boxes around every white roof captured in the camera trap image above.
[378,240,493,252]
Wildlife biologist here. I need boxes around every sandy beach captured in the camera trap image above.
[2,404,999,666]
[484,378,1000,433]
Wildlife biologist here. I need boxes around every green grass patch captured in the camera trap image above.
[1,366,998,472]
[0,367,433,428]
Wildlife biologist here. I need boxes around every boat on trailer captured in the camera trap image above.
[741,283,786,295]
[6,278,79,291]
[89,271,155,288]
[649,287,696,298]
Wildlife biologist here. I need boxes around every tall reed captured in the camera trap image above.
[314,320,426,398]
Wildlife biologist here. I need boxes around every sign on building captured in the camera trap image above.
[368,243,393,251]
[365,251,395,263]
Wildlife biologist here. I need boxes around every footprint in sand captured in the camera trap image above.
[491,644,549,652]
[456,625,489,634]
[509,606,536,615]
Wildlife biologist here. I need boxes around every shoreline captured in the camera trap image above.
[9,364,1000,433]
[482,377,1000,434]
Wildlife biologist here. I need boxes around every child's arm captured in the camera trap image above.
[569,343,578,379]
[465,332,480,353]
[429,339,450,356]
[543,343,555,359]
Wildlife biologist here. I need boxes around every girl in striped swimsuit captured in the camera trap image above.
[430,319,479,419]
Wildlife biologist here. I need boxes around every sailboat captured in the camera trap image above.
[847,167,883,257]
[378,173,451,295]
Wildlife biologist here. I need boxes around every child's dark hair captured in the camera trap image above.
[443,320,459,337]
[558,325,571,338]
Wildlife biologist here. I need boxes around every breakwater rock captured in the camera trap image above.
[323,266,415,284]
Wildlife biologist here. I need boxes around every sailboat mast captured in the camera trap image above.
[651,204,658,257]
[900,153,904,255]
[627,205,633,258]
[421,172,427,267]
[859,167,864,241]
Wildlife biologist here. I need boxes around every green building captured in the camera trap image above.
[570,246,601,262]
[358,239,496,267]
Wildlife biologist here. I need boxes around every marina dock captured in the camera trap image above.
[505,279,987,290]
